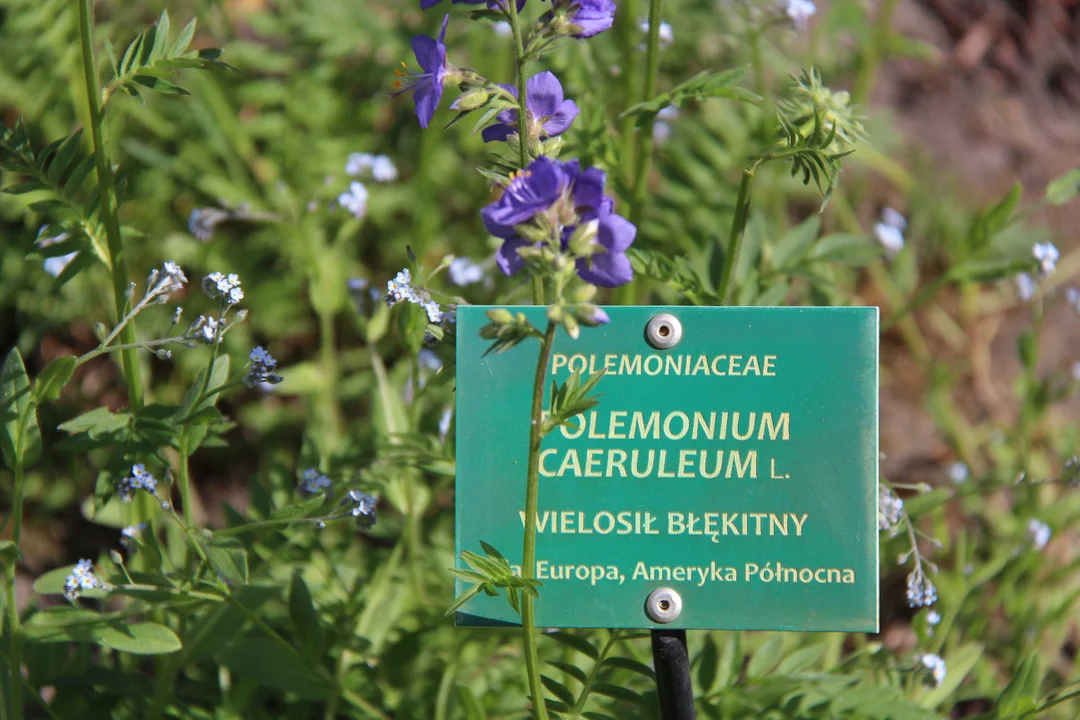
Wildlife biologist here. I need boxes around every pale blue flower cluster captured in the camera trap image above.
[947,461,969,484]
[349,489,378,527]
[919,653,946,688]
[785,0,817,30]
[448,257,486,286]
[300,468,332,494]
[346,153,399,183]
[1033,241,1059,277]
[1027,519,1051,550]
[1015,273,1036,301]
[338,181,370,219]
[386,268,447,324]
[906,567,937,608]
[874,208,906,259]
[245,346,282,387]
[638,17,673,48]
[878,486,903,532]
[118,464,158,503]
[64,559,101,602]
[120,523,147,551]
[203,272,244,306]
[438,406,453,441]
[36,226,78,278]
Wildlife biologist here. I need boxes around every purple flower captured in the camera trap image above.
[558,0,617,38]
[481,157,635,287]
[393,15,453,129]
[481,157,572,239]
[575,210,636,287]
[421,0,525,9]
[482,72,579,143]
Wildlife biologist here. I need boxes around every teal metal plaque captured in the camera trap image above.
[455,306,879,631]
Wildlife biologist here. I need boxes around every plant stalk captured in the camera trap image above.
[521,321,557,720]
[77,0,143,409]
[628,0,664,229]
[507,0,531,170]
[853,0,899,105]
[717,164,758,305]
[4,458,25,720]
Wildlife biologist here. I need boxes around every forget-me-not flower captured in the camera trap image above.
[786,0,817,30]
[64,559,102,602]
[1027,519,1051,550]
[1033,241,1059,277]
[919,654,946,688]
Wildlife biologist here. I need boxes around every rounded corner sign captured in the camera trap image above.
[454,306,879,632]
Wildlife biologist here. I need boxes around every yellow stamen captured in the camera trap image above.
[392,80,402,88]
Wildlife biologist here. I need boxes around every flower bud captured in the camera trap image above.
[541,136,563,158]
[574,304,609,327]
[570,284,598,303]
[563,314,580,340]
[567,219,600,257]
[486,308,514,325]
[450,87,491,112]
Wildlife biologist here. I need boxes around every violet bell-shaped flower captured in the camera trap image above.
[553,0,617,38]
[393,15,461,129]
[482,71,579,144]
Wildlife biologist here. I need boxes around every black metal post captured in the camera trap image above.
[650,629,696,719]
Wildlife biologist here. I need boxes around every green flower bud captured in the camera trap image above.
[486,308,514,325]
[451,87,491,112]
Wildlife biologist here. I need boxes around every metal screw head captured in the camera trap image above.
[645,587,683,623]
[645,313,682,349]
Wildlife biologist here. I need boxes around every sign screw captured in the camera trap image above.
[645,587,683,623]
[645,313,682,349]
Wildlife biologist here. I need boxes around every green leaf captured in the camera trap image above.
[546,661,587,685]
[807,234,881,266]
[456,684,487,720]
[217,636,331,700]
[1046,168,1080,206]
[771,215,820,270]
[747,635,785,677]
[96,622,181,655]
[621,67,758,123]
[541,675,575,706]
[33,565,76,595]
[997,652,1043,716]
[33,355,77,402]
[446,584,484,616]
[58,406,130,437]
[270,494,326,520]
[603,656,656,680]
[774,644,825,675]
[0,539,20,563]
[591,683,646,706]
[546,632,599,660]
[1,347,41,470]
[205,538,249,585]
[288,573,323,663]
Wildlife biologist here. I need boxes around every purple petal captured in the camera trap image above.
[410,35,441,74]
[571,0,617,38]
[496,237,530,276]
[569,163,607,211]
[414,82,444,129]
[542,99,578,137]
[420,0,443,7]
[482,124,514,143]
[577,251,633,287]
[526,71,564,119]
[437,13,450,43]
[596,212,636,253]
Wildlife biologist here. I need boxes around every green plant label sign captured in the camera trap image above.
[455,306,879,631]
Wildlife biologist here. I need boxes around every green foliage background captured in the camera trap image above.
[1,0,1079,718]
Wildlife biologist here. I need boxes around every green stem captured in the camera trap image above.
[717,163,758,305]
[521,321,557,720]
[77,0,143,409]
[506,0,531,169]
[4,459,24,720]
[177,434,194,529]
[852,0,898,106]
[318,310,344,444]
[628,0,664,230]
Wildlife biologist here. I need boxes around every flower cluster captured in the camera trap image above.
[188,207,230,242]
[1033,241,1059,278]
[448,257,486,286]
[873,208,906,259]
[1027,518,1051,550]
[785,0,817,31]
[877,485,903,532]
[203,272,244,306]
[385,268,453,325]
[338,181,369,219]
[482,156,636,287]
[245,346,283,388]
[145,261,188,303]
[346,153,399,183]
[1015,273,1036,302]
[918,653,947,689]
[349,490,378,528]
[926,609,941,635]
[906,567,937,608]
[947,461,969,484]
[300,468,332,494]
[637,17,673,48]
[118,464,158,502]
[64,559,102,602]
[120,523,147,551]
[36,226,78,278]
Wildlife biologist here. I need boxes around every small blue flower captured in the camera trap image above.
[638,17,673,47]
[188,207,229,241]
[1015,273,1036,302]
[64,559,102,602]
[371,156,399,183]
[1027,519,1051,550]
[1033,242,1059,277]
[245,346,282,388]
[338,181,369,219]
[346,153,377,176]
[918,654,946,689]
[202,272,243,306]
[785,0,817,30]
[119,464,158,502]
[300,468,332,494]
[947,462,969,484]
[874,208,906,259]
[438,406,453,441]
[348,490,378,527]
[448,257,485,286]
[906,569,937,608]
